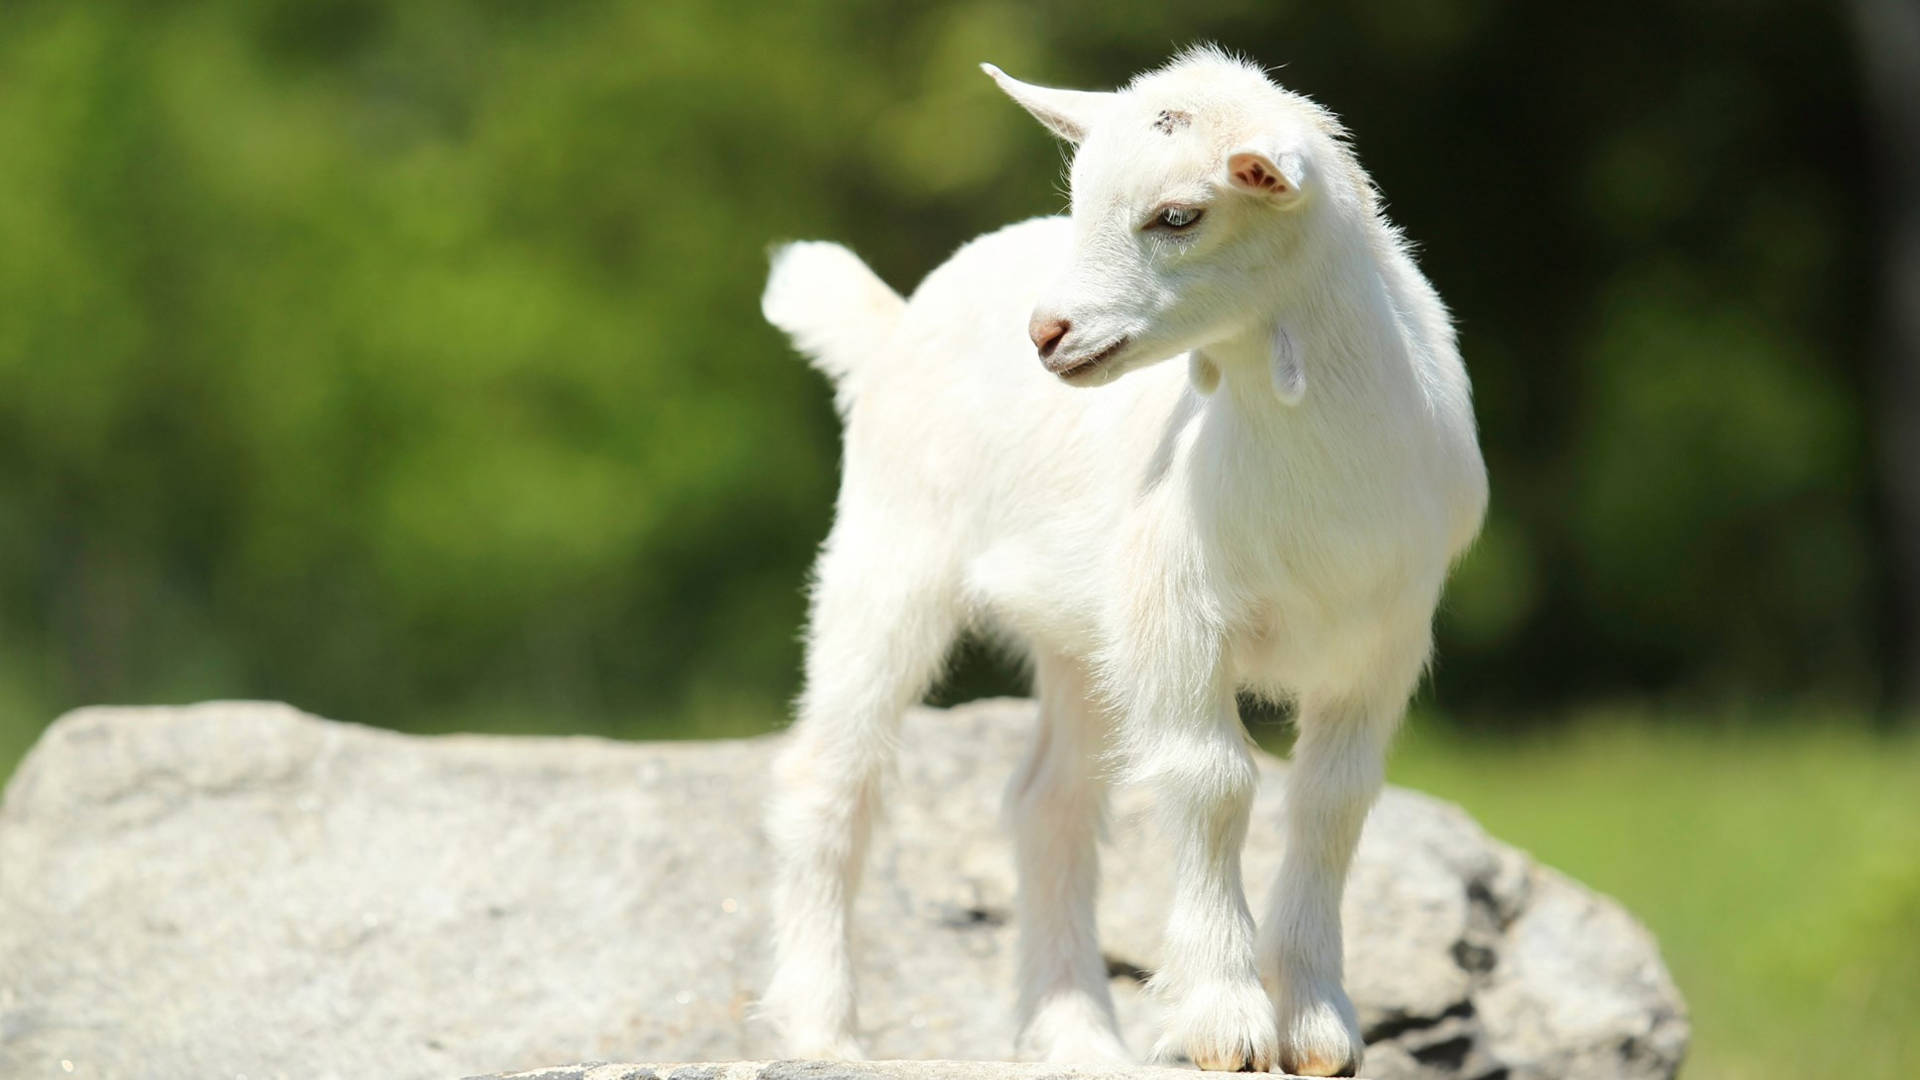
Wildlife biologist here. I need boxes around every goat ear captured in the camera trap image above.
[1226,141,1308,207]
[981,63,1107,145]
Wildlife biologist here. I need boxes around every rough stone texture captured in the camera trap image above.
[0,700,1687,1080]
[464,1064,1341,1080]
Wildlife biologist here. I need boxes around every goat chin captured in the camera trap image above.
[760,45,1486,1075]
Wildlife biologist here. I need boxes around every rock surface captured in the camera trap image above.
[465,1064,1351,1080]
[0,700,1687,1080]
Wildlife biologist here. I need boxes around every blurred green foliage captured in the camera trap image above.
[0,0,1889,747]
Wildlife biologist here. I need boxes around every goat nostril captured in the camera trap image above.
[1030,317,1071,359]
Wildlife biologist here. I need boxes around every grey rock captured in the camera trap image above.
[466,1066,1249,1080]
[465,1065,1323,1080]
[0,699,1687,1080]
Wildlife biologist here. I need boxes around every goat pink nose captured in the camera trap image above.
[1030,315,1071,359]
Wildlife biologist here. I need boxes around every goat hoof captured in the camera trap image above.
[1020,991,1134,1064]
[1037,1029,1134,1065]
[1275,983,1365,1077]
[1279,1050,1358,1077]
[1156,978,1280,1072]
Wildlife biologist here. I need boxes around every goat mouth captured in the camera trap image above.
[1048,337,1129,380]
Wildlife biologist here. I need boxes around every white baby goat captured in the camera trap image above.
[760,48,1487,1077]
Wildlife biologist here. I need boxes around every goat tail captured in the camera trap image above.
[762,241,904,390]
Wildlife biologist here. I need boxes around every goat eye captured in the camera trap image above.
[1153,206,1204,231]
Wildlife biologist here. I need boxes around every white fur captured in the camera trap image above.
[761,47,1487,1077]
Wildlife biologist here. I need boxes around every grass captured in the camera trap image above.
[1378,711,1920,1080]
[3,698,1915,1079]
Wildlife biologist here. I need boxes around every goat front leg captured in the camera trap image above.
[1138,692,1275,1071]
[1113,620,1276,1072]
[1257,694,1400,1077]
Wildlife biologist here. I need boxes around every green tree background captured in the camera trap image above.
[0,0,1901,740]
[2,2,1916,1078]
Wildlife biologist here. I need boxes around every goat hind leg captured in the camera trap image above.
[763,538,960,1059]
[1010,653,1130,1063]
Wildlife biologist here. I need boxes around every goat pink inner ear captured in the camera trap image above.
[1230,154,1288,194]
